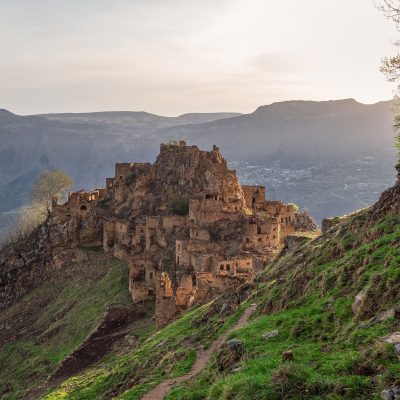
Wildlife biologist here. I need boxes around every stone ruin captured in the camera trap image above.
[52,141,317,326]
[51,189,106,220]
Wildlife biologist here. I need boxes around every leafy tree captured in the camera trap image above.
[31,169,73,215]
[379,0,400,154]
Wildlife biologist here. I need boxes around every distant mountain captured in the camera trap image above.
[0,100,397,232]
[0,110,240,216]
[38,111,242,132]
[156,99,396,161]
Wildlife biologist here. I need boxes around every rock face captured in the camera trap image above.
[0,208,105,310]
[109,143,245,218]
[0,141,318,326]
[369,163,400,222]
[321,217,341,234]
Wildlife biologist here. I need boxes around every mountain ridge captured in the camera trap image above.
[0,98,397,234]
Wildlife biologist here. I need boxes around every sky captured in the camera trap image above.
[0,0,399,115]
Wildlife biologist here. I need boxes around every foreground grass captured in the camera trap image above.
[164,213,400,399]
[4,211,400,399]
[44,299,247,400]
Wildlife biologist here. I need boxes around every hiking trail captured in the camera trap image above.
[141,303,257,400]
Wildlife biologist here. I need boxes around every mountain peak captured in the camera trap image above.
[0,108,15,116]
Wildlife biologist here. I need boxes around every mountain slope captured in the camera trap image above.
[156,99,395,160]
[0,246,154,400]
[39,168,400,400]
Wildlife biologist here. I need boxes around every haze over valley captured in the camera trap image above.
[0,98,396,233]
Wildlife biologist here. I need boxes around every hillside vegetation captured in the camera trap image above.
[40,182,400,399]
[0,247,153,400]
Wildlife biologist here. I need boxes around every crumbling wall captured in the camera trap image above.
[295,210,318,231]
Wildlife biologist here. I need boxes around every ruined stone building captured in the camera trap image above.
[52,141,317,326]
[51,189,106,221]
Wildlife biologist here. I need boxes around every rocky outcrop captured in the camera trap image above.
[321,216,342,234]
[0,209,104,309]
[114,143,245,218]
[368,163,400,223]
[0,224,51,309]
[294,210,318,231]
[282,235,309,253]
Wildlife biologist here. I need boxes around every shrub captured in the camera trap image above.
[124,170,139,186]
[270,363,332,399]
[288,203,299,212]
[171,197,189,216]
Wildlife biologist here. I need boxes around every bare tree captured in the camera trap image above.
[31,169,73,216]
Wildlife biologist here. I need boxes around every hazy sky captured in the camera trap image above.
[0,0,398,115]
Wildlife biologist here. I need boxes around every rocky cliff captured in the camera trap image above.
[0,208,105,309]
[113,143,245,217]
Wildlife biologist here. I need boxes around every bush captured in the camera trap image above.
[124,171,139,186]
[269,363,333,399]
[171,197,189,216]
[288,203,299,212]
[270,363,310,396]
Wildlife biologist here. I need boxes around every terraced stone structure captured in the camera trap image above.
[52,141,317,326]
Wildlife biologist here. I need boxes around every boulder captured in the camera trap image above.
[376,309,395,322]
[381,386,400,400]
[394,344,400,358]
[351,290,366,317]
[217,339,244,372]
[226,339,242,351]
[384,332,400,344]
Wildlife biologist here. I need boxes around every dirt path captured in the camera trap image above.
[141,303,257,400]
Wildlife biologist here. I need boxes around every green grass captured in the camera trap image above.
[44,301,250,400]
[3,211,400,399]
[0,253,132,400]
[164,213,400,400]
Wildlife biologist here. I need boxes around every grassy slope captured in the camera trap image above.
[166,212,400,400]
[43,300,247,399]
[46,210,400,400]
[0,247,137,400]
